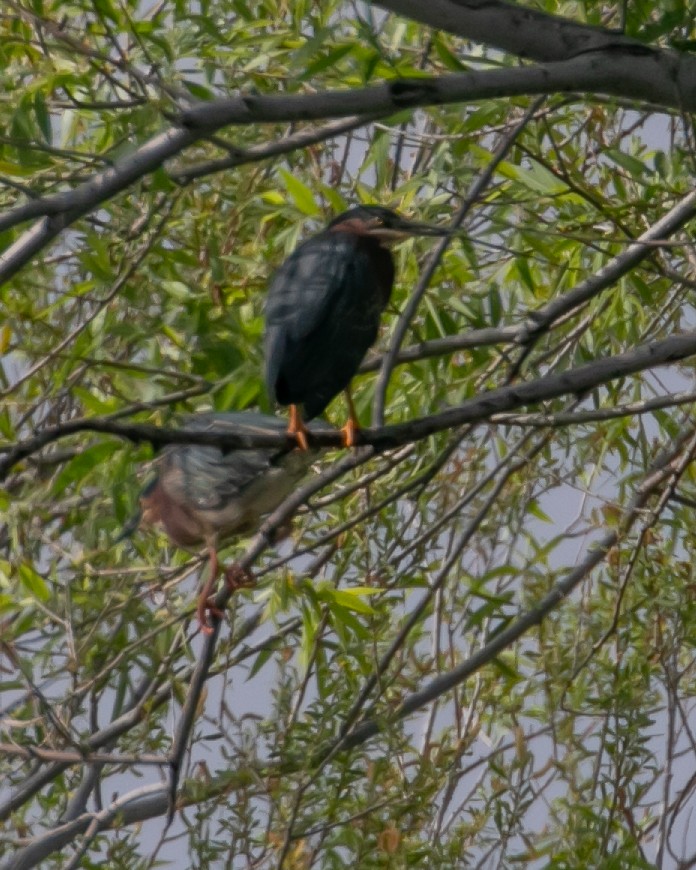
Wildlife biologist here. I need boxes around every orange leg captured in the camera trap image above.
[288,403,309,451]
[196,547,224,635]
[197,554,255,635]
[340,388,361,448]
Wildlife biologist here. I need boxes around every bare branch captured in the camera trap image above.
[374,0,648,63]
[3,330,696,479]
[359,326,518,372]
[373,98,545,424]
[170,114,384,184]
[3,50,696,286]
[518,189,696,344]
[337,425,696,751]
[0,744,167,766]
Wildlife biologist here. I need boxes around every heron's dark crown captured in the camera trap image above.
[326,204,449,241]
[328,205,401,230]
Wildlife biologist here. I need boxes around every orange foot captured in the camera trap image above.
[340,416,360,448]
[197,586,222,636]
[197,565,254,635]
[288,404,309,451]
[341,388,360,448]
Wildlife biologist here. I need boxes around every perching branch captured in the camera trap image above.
[3,329,696,479]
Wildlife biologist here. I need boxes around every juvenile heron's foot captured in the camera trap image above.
[288,404,309,451]
[196,550,254,633]
[224,564,255,593]
[199,598,226,635]
[197,579,222,636]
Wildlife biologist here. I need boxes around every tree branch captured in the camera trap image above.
[359,326,518,372]
[3,47,695,287]
[374,0,646,63]
[3,330,696,479]
[179,50,693,133]
[336,424,696,751]
[373,98,545,425]
[517,189,696,344]
[9,426,694,870]
[169,114,385,184]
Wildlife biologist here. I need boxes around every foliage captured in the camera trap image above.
[2,0,696,867]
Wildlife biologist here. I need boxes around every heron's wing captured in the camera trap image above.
[155,414,277,513]
[264,234,387,413]
[265,233,365,340]
[159,413,330,512]
[159,443,272,514]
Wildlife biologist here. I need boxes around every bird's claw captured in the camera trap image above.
[224,564,255,592]
[196,566,254,634]
[288,404,310,451]
[293,428,309,451]
[341,389,360,448]
[197,592,218,635]
[202,597,226,634]
[340,417,359,448]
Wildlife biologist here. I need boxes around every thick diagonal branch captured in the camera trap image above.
[3,330,696,479]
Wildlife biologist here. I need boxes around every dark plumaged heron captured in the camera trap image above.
[264,204,450,449]
[129,412,330,633]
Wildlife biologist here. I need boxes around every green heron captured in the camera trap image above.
[264,204,450,449]
[132,412,329,633]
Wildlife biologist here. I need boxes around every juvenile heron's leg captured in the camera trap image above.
[197,556,255,635]
[197,546,224,635]
[288,404,309,451]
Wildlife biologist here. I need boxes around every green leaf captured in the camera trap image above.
[527,499,552,523]
[607,148,648,177]
[161,280,193,300]
[92,0,121,24]
[496,159,569,195]
[18,562,50,602]
[299,600,320,671]
[52,442,121,497]
[0,593,17,614]
[247,645,275,679]
[183,80,215,101]
[33,92,51,143]
[492,655,522,681]
[487,285,502,325]
[71,386,120,415]
[317,585,377,615]
[304,43,354,77]
[279,169,319,216]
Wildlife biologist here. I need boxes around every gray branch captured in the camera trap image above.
[3,330,696,480]
[3,47,696,286]
[4,784,169,870]
[8,426,694,870]
[337,424,696,751]
[518,189,696,342]
[375,0,650,63]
